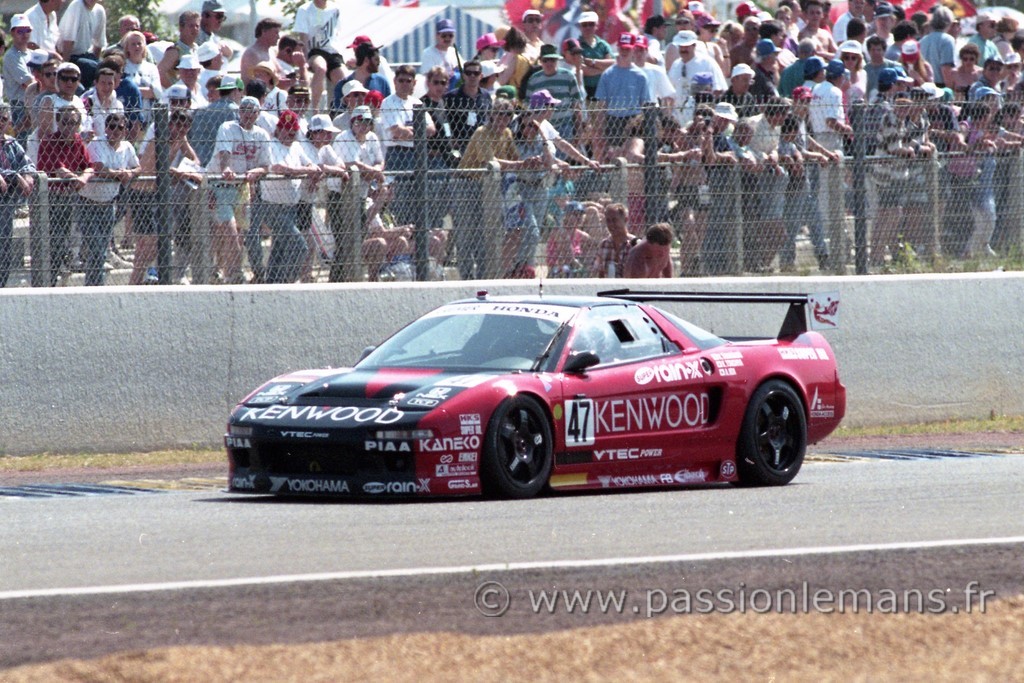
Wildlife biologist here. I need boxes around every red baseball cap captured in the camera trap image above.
[618,33,637,50]
[276,109,301,131]
[348,35,379,49]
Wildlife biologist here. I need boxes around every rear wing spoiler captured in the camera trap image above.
[597,289,840,338]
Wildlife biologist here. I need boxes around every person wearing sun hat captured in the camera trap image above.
[577,10,614,98]
[521,8,545,63]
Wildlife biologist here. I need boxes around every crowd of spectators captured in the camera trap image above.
[1,0,1024,288]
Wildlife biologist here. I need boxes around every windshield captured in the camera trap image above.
[357,304,573,372]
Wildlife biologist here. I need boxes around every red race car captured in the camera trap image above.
[226,289,845,498]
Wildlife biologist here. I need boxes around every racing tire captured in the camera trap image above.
[481,396,554,499]
[735,380,806,487]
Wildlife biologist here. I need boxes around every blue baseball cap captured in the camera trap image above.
[825,59,847,78]
[756,38,781,58]
[803,56,827,78]
[877,67,913,87]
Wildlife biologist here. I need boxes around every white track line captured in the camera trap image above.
[3,535,1023,601]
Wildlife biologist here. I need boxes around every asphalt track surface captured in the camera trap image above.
[2,454,1023,668]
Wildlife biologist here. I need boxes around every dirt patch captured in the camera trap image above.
[4,595,1022,682]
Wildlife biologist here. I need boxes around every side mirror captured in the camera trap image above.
[358,345,376,362]
[563,351,600,374]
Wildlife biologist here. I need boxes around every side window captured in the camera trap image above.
[571,306,676,364]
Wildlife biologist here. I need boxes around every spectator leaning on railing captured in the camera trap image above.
[0,103,35,288]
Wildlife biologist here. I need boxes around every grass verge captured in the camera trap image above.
[1,415,1022,472]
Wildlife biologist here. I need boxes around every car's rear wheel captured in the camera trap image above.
[481,396,553,499]
[735,380,806,486]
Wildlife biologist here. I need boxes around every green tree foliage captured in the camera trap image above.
[103,0,173,44]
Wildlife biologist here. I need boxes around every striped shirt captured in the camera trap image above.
[524,68,580,124]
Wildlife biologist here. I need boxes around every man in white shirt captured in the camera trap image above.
[419,18,458,78]
[380,64,434,227]
[58,0,106,89]
[209,96,271,283]
[25,0,61,54]
[668,31,726,126]
[809,59,850,153]
[832,0,867,44]
[260,109,321,283]
[633,35,675,117]
[521,9,545,63]
[292,0,346,112]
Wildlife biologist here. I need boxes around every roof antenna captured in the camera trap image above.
[538,276,544,298]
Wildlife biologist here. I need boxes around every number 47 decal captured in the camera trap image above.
[565,399,595,446]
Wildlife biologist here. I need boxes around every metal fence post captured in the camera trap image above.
[924,155,940,261]
[412,105,430,281]
[482,162,502,279]
[851,102,868,275]
[610,157,629,206]
[192,179,214,284]
[153,104,172,284]
[340,167,362,282]
[642,104,667,226]
[29,173,50,287]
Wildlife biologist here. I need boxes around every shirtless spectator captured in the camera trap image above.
[798,0,838,59]
[623,223,674,277]
[158,11,201,89]
[240,19,282,86]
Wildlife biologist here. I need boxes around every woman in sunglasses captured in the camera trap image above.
[79,112,139,285]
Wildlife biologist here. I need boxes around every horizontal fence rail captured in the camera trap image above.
[2,99,1021,288]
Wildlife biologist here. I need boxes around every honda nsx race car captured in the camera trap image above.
[226,290,845,499]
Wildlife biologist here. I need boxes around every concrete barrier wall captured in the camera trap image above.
[1,273,1021,455]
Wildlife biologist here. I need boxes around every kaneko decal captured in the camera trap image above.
[249,384,296,405]
[809,388,836,419]
[634,360,703,386]
[594,448,663,461]
[269,477,351,494]
[239,405,404,425]
[419,435,481,452]
[674,469,708,484]
[597,473,675,488]
[778,347,829,361]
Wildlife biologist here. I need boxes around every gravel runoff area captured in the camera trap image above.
[3,597,1023,681]
[2,429,1023,681]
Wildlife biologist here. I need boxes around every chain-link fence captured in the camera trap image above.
[2,96,1021,287]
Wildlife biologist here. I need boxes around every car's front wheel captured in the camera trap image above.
[481,396,553,499]
[735,380,806,486]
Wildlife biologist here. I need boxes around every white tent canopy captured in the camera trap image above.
[156,0,498,66]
